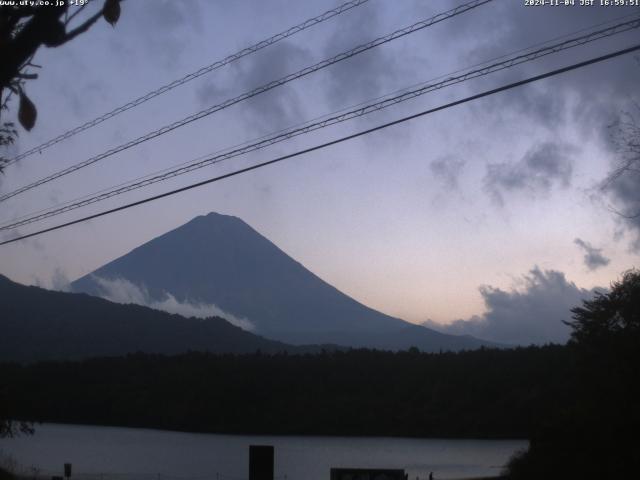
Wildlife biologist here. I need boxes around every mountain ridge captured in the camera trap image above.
[0,273,313,363]
[72,212,499,352]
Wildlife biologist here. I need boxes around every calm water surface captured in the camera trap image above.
[0,424,527,480]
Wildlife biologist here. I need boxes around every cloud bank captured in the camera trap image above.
[91,276,255,332]
[424,267,601,345]
[484,142,575,205]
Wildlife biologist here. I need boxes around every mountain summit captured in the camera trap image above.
[72,212,495,351]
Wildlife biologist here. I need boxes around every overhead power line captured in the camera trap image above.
[2,43,638,247]
[0,0,494,204]
[2,16,638,232]
[5,11,636,230]
[4,0,372,166]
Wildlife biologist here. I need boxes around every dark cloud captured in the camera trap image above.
[484,141,575,205]
[111,0,203,70]
[321,4,399,109]
[423,267,601,345]
[220,41,310,133]
[574,238,610,270]
[195,79,225,107]
[430,155,465,189]
[465,3,640,130]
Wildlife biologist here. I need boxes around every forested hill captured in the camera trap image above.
[0,274,306,362]
[1,346,571,439]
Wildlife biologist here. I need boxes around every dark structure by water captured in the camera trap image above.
[249,445,274,480]
[330,468,407,480]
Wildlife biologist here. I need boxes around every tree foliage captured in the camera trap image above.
[603,104,640,221]
[0,418,33,438]
[0,0,123,435]
[568,268,640,347]
[506,269,640,479]
[0,0,121,171]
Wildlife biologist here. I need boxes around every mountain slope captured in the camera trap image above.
[72,212,497,351]
[0,274,299,363]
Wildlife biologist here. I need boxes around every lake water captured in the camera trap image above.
[0,424,527,480]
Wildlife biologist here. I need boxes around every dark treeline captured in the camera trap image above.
[505,269,640,479]
[3,270,638,478]
[1,345,570,439]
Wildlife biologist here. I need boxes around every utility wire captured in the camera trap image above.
[0,0,494,204]
[4,10,636,230]
[2,16,638,232]
[2,43,638,247]
[4,0,372,166]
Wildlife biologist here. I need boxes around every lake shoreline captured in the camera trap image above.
[17,420,528,442]
[0,424,525,480]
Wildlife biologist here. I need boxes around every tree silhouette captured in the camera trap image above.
[507,269,640,479]
[0,0,121,172]
[568,268,640,347]
[0,416,33,438]
[602,104,640,221]
[0,0,121,436]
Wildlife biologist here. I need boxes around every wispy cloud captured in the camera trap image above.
[91,276,255,332]
[484,142,575,205]
[574,238,610,271]
[430,155,466,189]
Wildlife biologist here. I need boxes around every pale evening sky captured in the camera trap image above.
[0,0,639,344]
